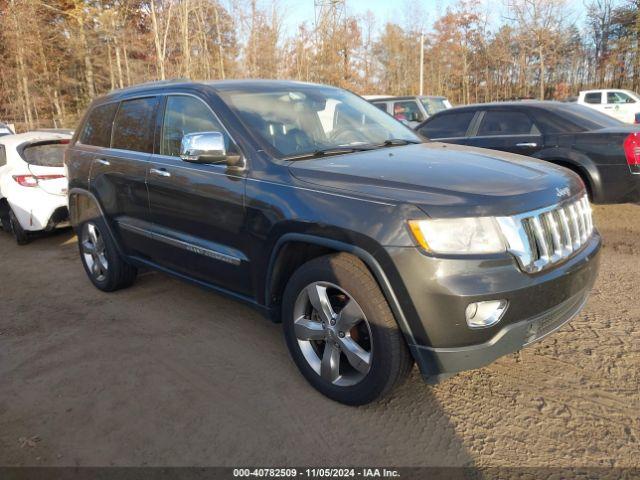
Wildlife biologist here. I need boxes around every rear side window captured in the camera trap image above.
[584,92,602,104]
[79,103,118,147]
[22,142,67,167]
[372,102,387,112]
[0,145,6,166]
[477,111,539,136]
[112,97,158,153]
[418,112,475,139]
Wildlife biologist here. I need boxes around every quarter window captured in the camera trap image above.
[584,92,602,104]
[79,103,118,147]
[477,111,539,136]
[418,112,475,139]
[160,96,228,157]
[112,97,158,153]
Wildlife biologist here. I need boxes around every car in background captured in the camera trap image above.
[0,130,72,244]
[368,95,452,128]
[578,89,640,124]
[0,122,14,137]
[415,102,640,204]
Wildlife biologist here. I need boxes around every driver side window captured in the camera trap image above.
[608,92,635,104]
[160,95,228,157]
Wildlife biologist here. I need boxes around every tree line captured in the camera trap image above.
[0,0,638,131]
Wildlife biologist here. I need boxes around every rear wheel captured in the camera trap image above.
[78,219,137,292]
[282,253,413,405]
[9,209,29,245]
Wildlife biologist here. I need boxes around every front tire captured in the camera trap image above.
[282,253,413,405]
[78,219,137,292]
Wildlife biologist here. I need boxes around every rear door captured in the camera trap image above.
[583,91,606,115]
[144,93,250,296]
[86,96,159,256]
[465,109,544,157]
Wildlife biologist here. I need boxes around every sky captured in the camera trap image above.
[277,0,591,36]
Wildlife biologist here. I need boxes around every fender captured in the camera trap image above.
[68,188,126,257]
[266,233,418,347]
[534,147,603,201]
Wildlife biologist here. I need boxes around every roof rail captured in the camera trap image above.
[108,78,190,94]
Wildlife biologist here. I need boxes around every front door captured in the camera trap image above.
[465,110,544,157]
[145,94,250,297]
[605,91,638,124]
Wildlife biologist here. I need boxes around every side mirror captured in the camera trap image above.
[180,131,242,168]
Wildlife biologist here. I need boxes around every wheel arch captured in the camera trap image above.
[68,188,125,256]
[265,233,417,347]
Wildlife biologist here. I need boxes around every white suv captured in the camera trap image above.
[0,130,72,244]
[578,89,640,124]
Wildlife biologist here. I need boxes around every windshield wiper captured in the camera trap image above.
[286,145,374,161]
[375,138,422,147]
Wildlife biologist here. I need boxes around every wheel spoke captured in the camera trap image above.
[82,240,96,254]
[87,224,99,245]
[307,284,335,324]
[337,299,364,332]
[320,342,341,383]
[91,261,101,277]
[97,254,109,272]
[294,316,326,341]
[339,337,371,375]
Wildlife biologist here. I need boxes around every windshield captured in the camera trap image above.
[21,142,67,167]
[218,86,422,158]
[420,97,450,116]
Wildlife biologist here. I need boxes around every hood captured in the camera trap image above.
[288,142,585,217]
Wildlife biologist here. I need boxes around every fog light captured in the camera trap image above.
[465,300,508,329]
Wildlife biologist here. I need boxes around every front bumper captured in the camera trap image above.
[381,232,601,381]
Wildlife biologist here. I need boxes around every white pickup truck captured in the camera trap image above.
[577,89,640,124]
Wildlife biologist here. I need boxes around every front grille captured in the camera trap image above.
[497,195,594,274]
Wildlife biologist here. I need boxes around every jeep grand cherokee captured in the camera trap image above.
[65,80,601,405]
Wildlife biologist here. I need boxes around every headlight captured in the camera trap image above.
[408,217,506,254]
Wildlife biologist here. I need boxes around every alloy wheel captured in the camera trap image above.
[81,223,109,282]
[293,281,373,387]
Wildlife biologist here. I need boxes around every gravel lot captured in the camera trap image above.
[0,204,638,468]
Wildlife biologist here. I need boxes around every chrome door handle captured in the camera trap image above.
[95,158,110,166]
[149,168,171,177]
[516,142,538,148]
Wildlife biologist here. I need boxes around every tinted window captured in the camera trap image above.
[22,142,67,167]
[79,103,118,147]
[418,112,475,139]
[477,111,538,136]
[112,97,158,153]
[393,101,425,122]
[161,96,227,157]
[0,144,6,166]
[584,92,602,104]
[608,91,635,104]
[544,104,623,131]
[372,102,387,112]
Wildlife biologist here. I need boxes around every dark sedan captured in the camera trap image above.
[415,102,640,204]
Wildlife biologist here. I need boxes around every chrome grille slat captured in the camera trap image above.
[498,194,594,274]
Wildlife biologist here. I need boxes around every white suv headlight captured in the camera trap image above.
[409,217,506,254]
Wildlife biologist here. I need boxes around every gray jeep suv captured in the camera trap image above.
[65,80,601,405]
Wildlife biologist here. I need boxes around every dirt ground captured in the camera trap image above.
[0,204,638,468]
